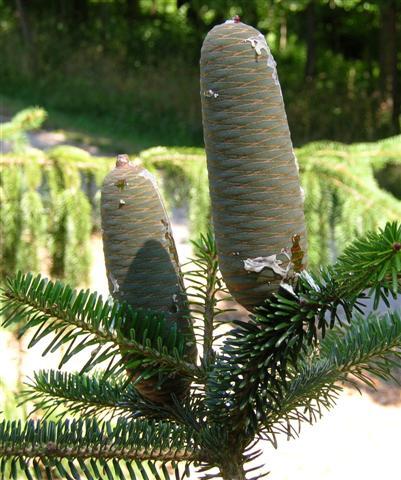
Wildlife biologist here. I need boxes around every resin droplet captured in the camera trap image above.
[204,89,219,98]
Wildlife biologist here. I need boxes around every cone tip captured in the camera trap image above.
[116,154,130,167]
[224,15,241,24]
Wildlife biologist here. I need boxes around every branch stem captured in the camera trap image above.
[220,460,246,480]
[202,266,217,365]
[0,444,197,463]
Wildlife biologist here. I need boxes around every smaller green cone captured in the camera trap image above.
[101,155,196,404]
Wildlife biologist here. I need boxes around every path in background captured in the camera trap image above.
[262,390,401,480]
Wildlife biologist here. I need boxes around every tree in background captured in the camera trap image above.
[0,0,399,144]
[379,0,400,134]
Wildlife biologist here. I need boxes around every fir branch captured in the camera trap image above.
[332,221,401,300]
[0,418,200,479]
[264,310,401,442]
[319,309,401,385]
[205,272,355,435]
[23,370,196,423]
[0,107,46,151]
[186,233,232,368]
[21,370,130,419]
[303,154,400,220]
[34,375,232,462]
[0,272,202,380]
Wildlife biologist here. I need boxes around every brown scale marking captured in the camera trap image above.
[230,152,293,166]
[208,111,276,123]
[206,98,269,110]
[222,87,279,101]
[222,191,300,202]
[220,77,273,88]
[210,134,289,149]
[225,97,281,107]
[219,163,299,172]
[216,173,292,185]
[208,45,245,56]
[214,164,291,175]
[209,58,262,70]
[221,68,278,78]
[211,141,285,151]
[224,63,274,75]
[218,163,296,175]
[210,104,276,117]
[210,113,286,129]
[226,77,276,89]
[210,124,287,137]
[211,205,301,219]
[224,220,300,230]
[219,194,299,204]
[218,216,289,225]
[221,152,294,162]
[219,230,301,240]
[211,178,287,187]
[217,111,286,124]
[222,82,278,94]
[213,210,294,219]
[212,180,299,190]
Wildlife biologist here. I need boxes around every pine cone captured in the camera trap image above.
[101,155,196,404]
[200,21,307,311]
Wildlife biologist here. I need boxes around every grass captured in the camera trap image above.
[0,47,203,154]
[0,95,163,155]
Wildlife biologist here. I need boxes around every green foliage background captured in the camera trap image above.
[1,108,401,287]
[0,0,399,148]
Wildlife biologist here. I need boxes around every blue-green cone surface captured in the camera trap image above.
[101,155,195,403]
[200,20,307,311]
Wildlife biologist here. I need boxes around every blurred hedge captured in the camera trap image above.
[1,136,400,287]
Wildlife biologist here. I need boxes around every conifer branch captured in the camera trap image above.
[186,233,232,368]
[21,370,130,419]
[264,310,401,442]
[22,370,191,423]
[0,418,200,479]
[332,221,401,299]
[0,272,203,380]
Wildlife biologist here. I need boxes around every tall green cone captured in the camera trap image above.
[200,19,307,311]
[101,155,195,403]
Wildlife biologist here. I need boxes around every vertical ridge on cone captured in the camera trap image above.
[101,157,195,403]
[200,21,307,311]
